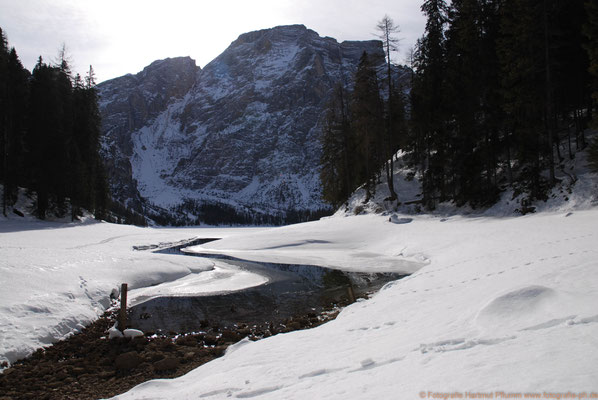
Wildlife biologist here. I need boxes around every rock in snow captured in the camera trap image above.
[123,329,144,339]
[98,25,408,222]
[108,326,124,339]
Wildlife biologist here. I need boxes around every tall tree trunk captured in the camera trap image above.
[543,0,556,184]
[385,53,398,202]
[2,122,7,217]
[506,131,513,185]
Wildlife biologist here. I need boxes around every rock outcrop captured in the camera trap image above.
[98,25,391,223]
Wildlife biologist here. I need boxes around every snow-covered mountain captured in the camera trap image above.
[98,25,388,223]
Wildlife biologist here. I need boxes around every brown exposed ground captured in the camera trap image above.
[0,305,342,400]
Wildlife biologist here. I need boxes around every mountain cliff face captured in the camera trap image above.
[98,25,387,224]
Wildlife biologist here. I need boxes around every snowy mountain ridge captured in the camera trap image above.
[98,25,391,223]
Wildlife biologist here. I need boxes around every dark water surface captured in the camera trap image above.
[129,238,405,333]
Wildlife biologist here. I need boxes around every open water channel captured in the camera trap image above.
[129,238,405,333]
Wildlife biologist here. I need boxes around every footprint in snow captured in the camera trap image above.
[349,357,404,372]
[199,388,241,398]
[299,367,346,379]
[236,386,283,398]
[419,336,515,354]
[521,315,577,331]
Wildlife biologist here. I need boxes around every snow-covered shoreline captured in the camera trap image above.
[1,206,597,399]
[111,209,598,399]
[0,219,264,367]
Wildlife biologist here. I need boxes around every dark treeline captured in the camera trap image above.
[411,0,594,209]
[322,1,598,211]
[155,199,330,226]
[0,28,109,220]
[320,45,408,209]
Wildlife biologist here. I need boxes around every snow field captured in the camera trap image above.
[1,196,597,399]
[111,210,598,399]
[0,219,264,367]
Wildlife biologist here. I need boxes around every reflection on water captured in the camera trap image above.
[129,238,405,333]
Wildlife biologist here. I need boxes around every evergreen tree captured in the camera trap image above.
[1,29,29,216]
[28,58,55,217]
[376,15,401,202]
[27,56,74,217]
[588,137,598,172]
[351,52,384,202]
[320,83,354,208]
[443,0,501,207]
[0,27,9,216]
[4,48,29,208]
[585,0,598,125]
[557,0,590,153]
[72,66,108,219]
[498,0,550,200]
[404,0,594,211]
[410,0,449,208]
[0,29,110,221]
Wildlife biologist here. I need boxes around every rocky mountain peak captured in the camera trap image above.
[98,26,392,224]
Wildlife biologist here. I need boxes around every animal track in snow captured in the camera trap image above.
[348,321,397,332]
[418,336,516,354]
[396,247,589,297]
[348,356,404,372]
[236,385,283,398]
[521,315,577,331]
[298,367,346,379]
[519,314,598,333]
[199,388,242,398]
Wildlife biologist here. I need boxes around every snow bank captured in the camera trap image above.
[0,218,264,367]
[187,214,428,274]
[128,259,269,306]
[113,209,598,399]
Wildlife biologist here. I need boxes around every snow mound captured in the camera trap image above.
[476,285,557,332]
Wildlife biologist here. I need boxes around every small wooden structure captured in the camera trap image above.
[118,283,128,331]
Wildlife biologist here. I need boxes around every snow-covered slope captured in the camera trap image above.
[99,56,200,210]
[112,209,598,399]
[0,218,264,367]
[98,25,390,221]
[2,141,597,397]
[341,131,598,217]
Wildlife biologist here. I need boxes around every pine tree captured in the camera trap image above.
[588,138,598,172]
[320,83,354,208]
[0,28,8,216]
[410,0,449,208]
[351,52,384,202]
[442,0,501,207]
[4,48,29,208]
[585,0,598,161]
[585,0,598,125]
[0,31,110,220]
[27,56,74,217]
[498,0,550,200]
[555,0,590,154]
[54,55,75,208]
[376,15,401,202]
[75,65,108,218]
[0,29,29,217]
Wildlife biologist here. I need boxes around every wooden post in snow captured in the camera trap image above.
[119,283,128,331]
[347,285,356,303]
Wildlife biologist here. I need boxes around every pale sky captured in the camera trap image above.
[0,0,425,83]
